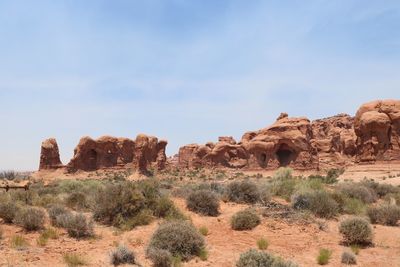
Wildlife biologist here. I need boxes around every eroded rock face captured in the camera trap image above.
[39,138,63,170]
[177,99,400,170]
[354,100,400,162]
[64,134,167,173]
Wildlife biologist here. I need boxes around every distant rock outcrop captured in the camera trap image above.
[354,100,400,162]
[39,134,167,174]
[39,138,63,170]
[177,99,400,170]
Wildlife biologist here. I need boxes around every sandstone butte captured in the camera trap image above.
[39,99,400,173]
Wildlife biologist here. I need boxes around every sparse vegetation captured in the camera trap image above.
[341,250,357,265]
[63,252,88,267]
[257,237,269,250]
[367,204,400,226]
[236,249,298,267]
[147,220,205,261]
[0,200,20,223]
[231,209,261,230]
[338,183,377,203]
[147,248,173,267]
[62,213,95,238]
[317,248,332,265]
[10,235,29,249]
[186,189,220,216]
[110,245,137,266]
[291,190,338,218]
[47,204,72,227]
[339,217,373,245]
[14,206,46,231]
[199,226,209,236]
[226,180,260,204]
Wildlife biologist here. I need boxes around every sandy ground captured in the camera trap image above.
[2,163,400,267]
[1,197,400,267]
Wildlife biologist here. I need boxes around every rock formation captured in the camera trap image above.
[177,99,400,170]
[39,138,63,170]
[39,134,167,173]
[39,99,400,172]
[354,100,400,162]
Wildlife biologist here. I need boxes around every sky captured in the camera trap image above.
[0,0,400,170]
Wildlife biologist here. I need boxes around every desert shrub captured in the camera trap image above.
[384,192,400,205]
[110,245,137,266]
[147,248,173,267]
[317,248,331,265]
[341,250,357,265]
[186,189,219,216]
[10,234,29,249]
[231,209,261,230]
[361,180,399,198]
[367,204,400,226]
[259,186,272,204]
[63,252,87,267]
[343,198,366,215]
[147,220,205,261]
[270,177,298,201]
[257,237,269,250]
[236,249,275,267]
[339,217,372,245]
[199,247,208,261]
[9,190,39,205]
[0,200,21,223]
[153,196,187,221]
[292,190,338,218]
[14,206,46,231]
[236,249,297,267]
[226,180,260,204]
[338,183,377,203]
[273,167,293,180]
[66,191,89,210]
[199,226,209,236]
[62,213,94,238]
[119,209,154,230]
[47,204,72,227]
[93,182,146,227]
[37,227,59,246]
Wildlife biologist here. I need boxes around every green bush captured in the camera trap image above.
[186,189,220,216]
[343,198,366,215]
[273,167,293,180]
[270,177,297,201]
[367,204,400,226]
[257,237,269,250]
[0,200,21,223]
[236,249,298,267]
[338,183,377,203]
[62,213,94,238]
[317,248,331,265]
[361,180,399,198]
[47,204,72,227]
[66,192,89,211]
[147,220,205,261]
[14,206,46,231]
[147,248,172,267]
[339,217,372,245]
[231,209,261,230]
[226,180,260,204]
[341,250,357,265]
[291,190,338,218]
[110,245,137,266]
[93,182,146,227]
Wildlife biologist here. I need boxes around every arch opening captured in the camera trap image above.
[275,144,294,167]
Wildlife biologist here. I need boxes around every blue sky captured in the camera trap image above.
[0,0,399,170]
